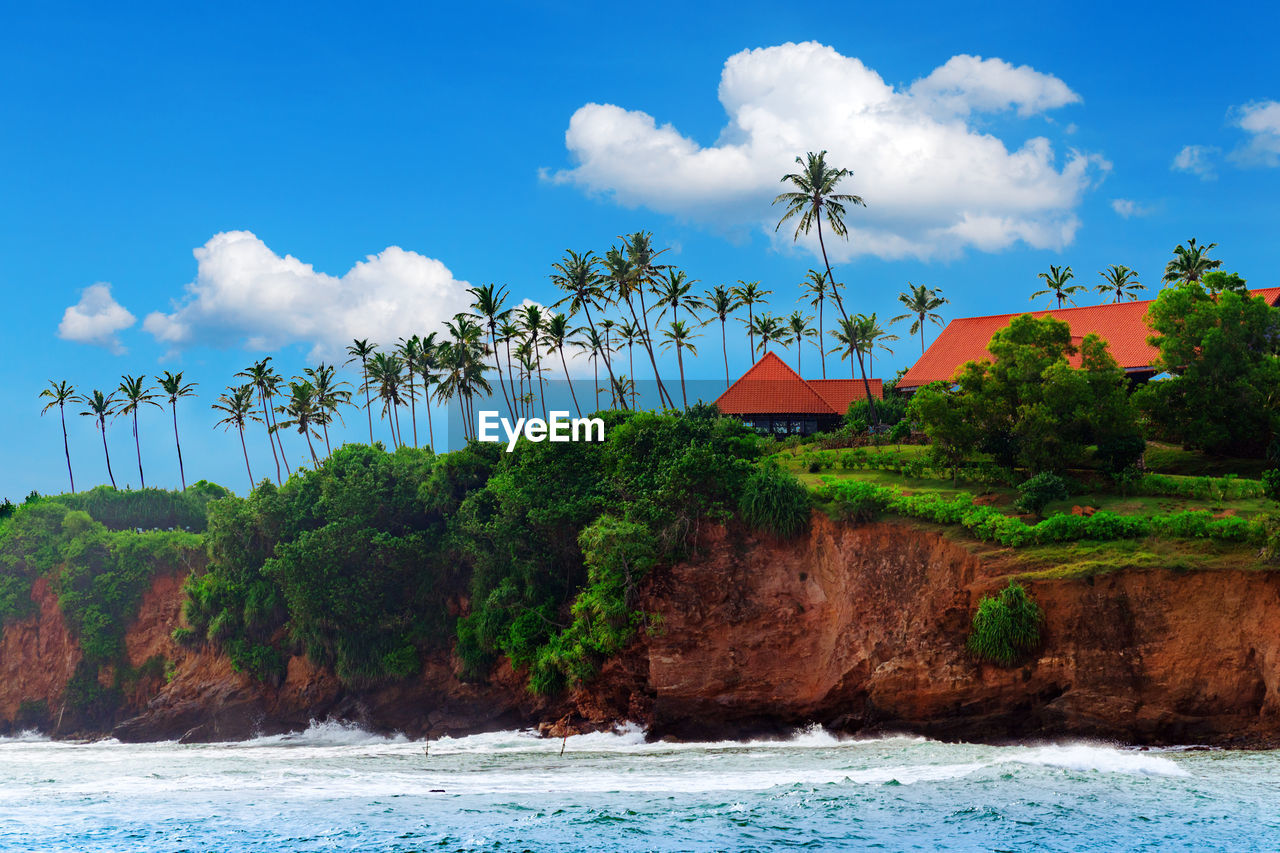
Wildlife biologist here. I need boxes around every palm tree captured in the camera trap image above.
[732,280,772,364]
[1031,265,1085,309]
[852,312,898,382]
[304,363,351,458]
[1096,265,1145,303]
[116,375,161,489]
[801,270,831,378]
[78,389,119,489]
[750,313,791,356]
[237,358,288,484]
[786,311,817,375]
[212,384,261,492]
[616,319,641,409]
[410,333,440,450]
[552,249,624,411]
[366,352,406,448]
[661,320,701,410]
[519,304,549,419]
[652,268,704,327]
[39,380,77,493]
[344,339,378,444]
[396,336,423,447]
[468,283,517,419]
[703,285,740,388]
[1163,238,1222,285]
[544,312,583,417]
[435,316,492,440]
[773,150,865,322]
[598,318,620,399]
[573,327,607,410]
[890,283,949,355]
[156,371,198,490]
[830,314,894,425]
[620,232,676,408]
[277,380,324,468]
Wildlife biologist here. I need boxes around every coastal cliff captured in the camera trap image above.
[4,515,1279,746]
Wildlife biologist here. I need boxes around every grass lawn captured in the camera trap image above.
[1143,441,1269,479]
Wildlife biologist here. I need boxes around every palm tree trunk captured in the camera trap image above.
[305,430,320,468]
[422,375,436,450]
[676,344,688,409]
[795,341,802,374]
[816,215,849,324]
[407,373,419,447]
[854,350,879,428]
[633,288,674,408]
[819,299,826,379]
[919,316,925,355]
[489,326,516,420]
[361,360,373,443]
[558,347,582,418]
[59,405,75,493]
[593,360,599,410]
[238,425,253,492]
[132,412,145,489]
[720,319,730,388]
[170,402,187,490]
[503,337,518,419]
[748,306,756,364]
[261,390,281,485]
[99,421,117,489]
[535,346,548,419]
[268,395,291,476]
[581,300,624,411]
[628,341,637,408]
[322,422,332,458]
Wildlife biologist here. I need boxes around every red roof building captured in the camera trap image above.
[898,288,1280,392]
[715,351,882,435]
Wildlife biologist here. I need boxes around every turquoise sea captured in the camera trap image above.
[1,722,1277,851]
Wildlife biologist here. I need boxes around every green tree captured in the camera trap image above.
[553,249,622,409]
[116,375,162,489]
[891,283,949,354]
[467,283,517,419]
[39,380,77,493]
[276,380,325,468]
[303,363,351,458]
[660,320,700,410]
[749,313,790,356]
[905,382,982,484]
[1095,265,1145,303]
[1030,264,1084,308]
[620,232,676,408]
[703,285,740,388]
[78,390,119,489]
[786,311,816,375]
[545,312,583,417]
[237,358,289,483]
[212,384,262,491]
[1162,238,1221,285]
[156,371,198,490]
[801,270,831,377]
[344,339,378,444]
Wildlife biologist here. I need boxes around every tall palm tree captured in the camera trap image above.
[365,351,406,448]
[553,249,624,410]
[801,270,831,378]
[396,336,423,447]
[703,285,740,388]
[732,280,772,364]
[212,384,261,492]
[616,319,642,409]
[277,380,324,468]
[78,389,119,489]
[496,317,522,418]
[773,150,865,322]
[304,363,351,458]
[620,232,676,408]
[544,312,583,417]
[1031,265,1085,309]
[237,358,288,484]
[1162,238,1221,285]
[519,304,549,419]
[830,314,894,425]
[598,317,621,399]
[156,371,198,490]
[468,283,517,419]
[1096,265,1145,303]
[410,333,440,450]
[436,316,492,441]
[786,311,817,375]
[852,312,898,383]
[116,375,161,489]
[660,320,701,410]
[344,339,378,444]
[39,380,77,493]
[652,268,704,327]
[890,283,949,355]
[573,327,607,411]
[750,313,791,357]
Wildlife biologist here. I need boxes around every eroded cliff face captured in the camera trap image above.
[6,515,1280,746]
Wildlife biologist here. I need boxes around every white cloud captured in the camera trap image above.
[57,282,136,354]
[143,231,473,359]
[1230,100,1280,166]
[1171,144,1219,179]
[1111,198,1153,218]
[549,41,1103,261]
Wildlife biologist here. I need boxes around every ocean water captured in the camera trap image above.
[1,722,1278,851]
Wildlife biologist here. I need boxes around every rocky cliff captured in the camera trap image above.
[5,515,1280,746]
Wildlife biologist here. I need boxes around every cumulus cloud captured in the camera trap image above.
[1230,100,1280,166]
[1111,198,1153,218]
[57,282,136,354]
[549,41,1103,260]
[1171,144,1219,179]
[143,231,473,358]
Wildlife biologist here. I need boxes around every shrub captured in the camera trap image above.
[827,481,890,523]
[1014,472,1069,518]
[967,581,1042,667]
[739,462,811,538]
[1264,469,1280,502]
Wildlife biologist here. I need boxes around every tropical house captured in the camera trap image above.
[896,288,1280,392]
[715,351,882,436]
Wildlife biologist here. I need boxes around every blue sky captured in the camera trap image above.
[3,0,1279,499]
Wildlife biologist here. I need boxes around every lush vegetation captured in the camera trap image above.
[967,582,1043,667]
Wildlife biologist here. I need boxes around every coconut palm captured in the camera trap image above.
[496,316,522,418]
[396,336,423,447]
[544,312,583,417]
[1031,265,1084,309]
[620,232,676,408]
[78,389,119,489]
[116,375,162,489]
[553,249,624,410]
[598,317,620,396]
[830,314,893,425]
[610,374,634,410]
[603,246,662,408]
[660,320,701,410]
[435,315,492,440]
[801,270,831,378]
[852,312,898,381]
[237,358,288,483]
[703,285,740,388]
[303,363,351,457]
[732,280,772,364]
[652,268,704,326]
[1096,265,1145,303]
[616,319,642,409]
[573,327,607,410]
[773,150,865,321]
[39,380,77,493]
[468,283,517,419]
[1162,238,1222,285]
[409,333,440,450]
[786,312,817,375]
[212,384,261,492]
[890,283,949,355]
[519,304,549,419]
[156,371,198,490]
[344,339,378,444]
[276,380,324,468]
[750,313,791,356]
[365,352,406,448]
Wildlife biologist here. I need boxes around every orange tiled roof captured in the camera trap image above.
[715,351,882,415]
[898,288,1280,390]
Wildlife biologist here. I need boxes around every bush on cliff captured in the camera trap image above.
[738,461,810,539]
[967,581,1043,667]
